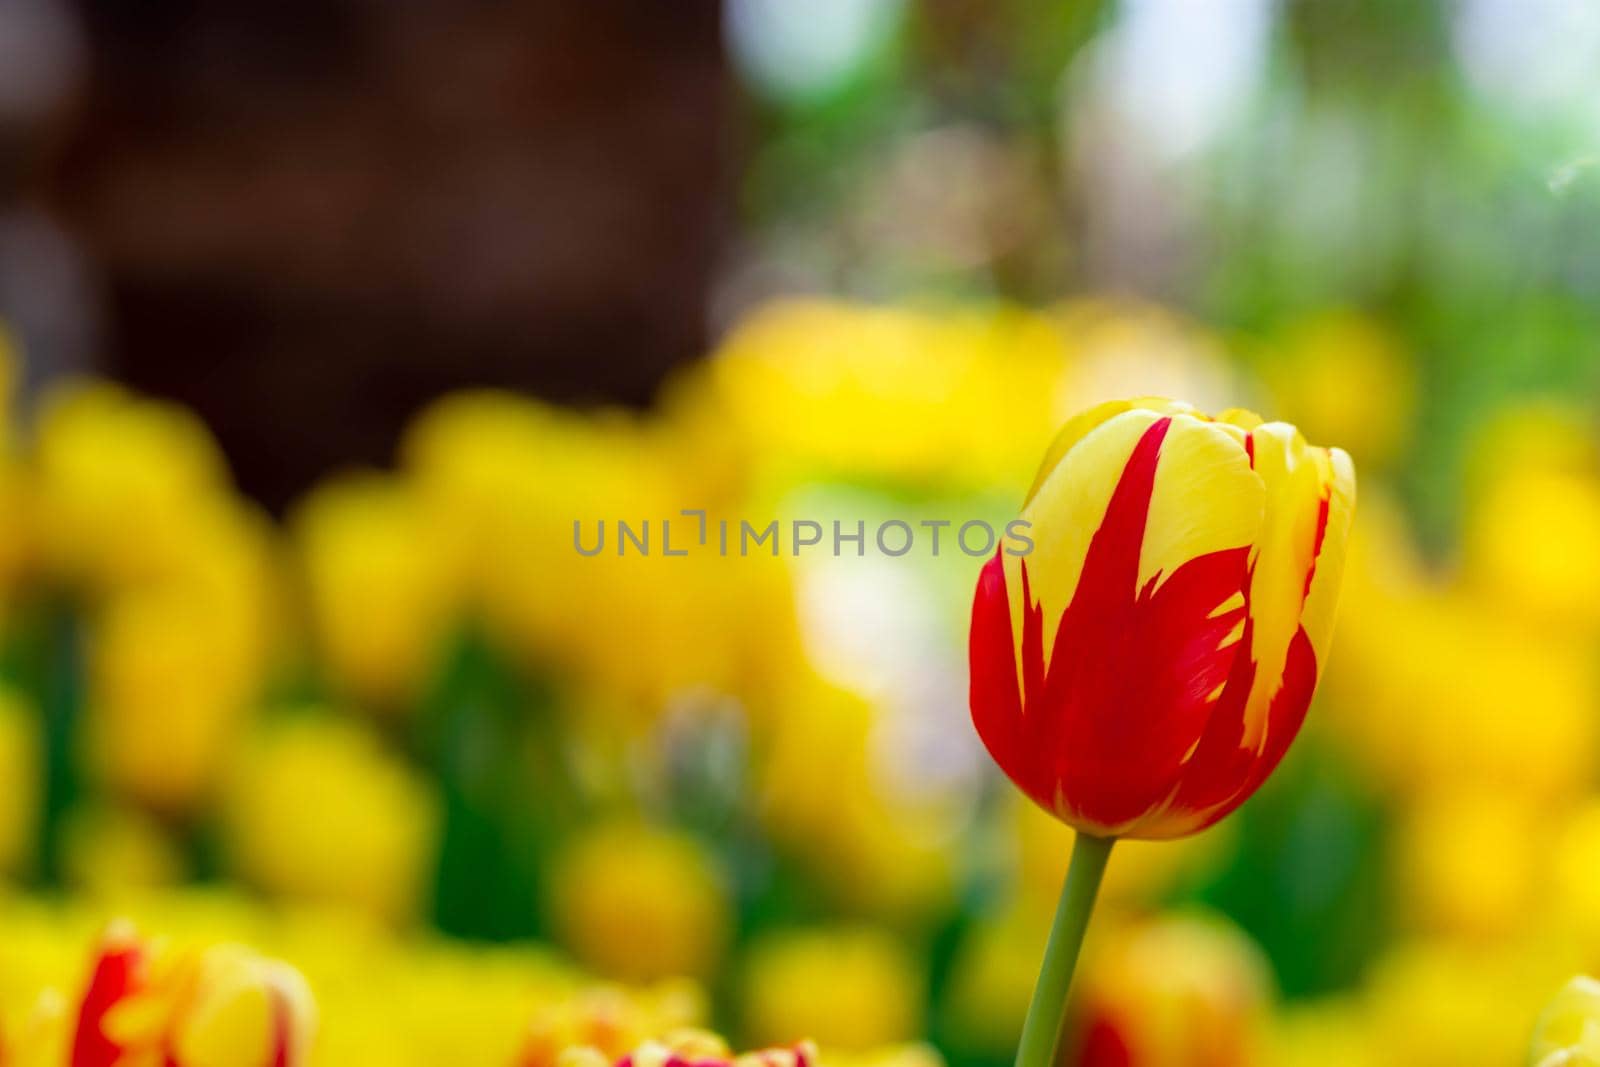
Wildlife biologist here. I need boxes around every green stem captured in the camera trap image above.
[1014,833,1115,1067]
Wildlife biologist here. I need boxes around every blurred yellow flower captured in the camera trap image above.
[32,382,232,591]
[1068,913,1272,1067]
[223,716,440,924]
[1550,804,1600,964]
[550,821,729,984]
[1465,401,1599,495]
[1464,467,1600,629]
[403,391,665,658]
[686,299,1073,492]
[741,928,922,1051]
[1531,977,1600,1067]
[85,501,278,814]
[1395,786,1546,942]
[403,391,788,716]
[1262,310,1414,468]
[1367,940,1568,1067]
[293,473,458,710]
[1327,584,1597,803]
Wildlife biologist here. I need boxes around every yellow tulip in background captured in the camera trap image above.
[293,474,457,711]
[223,716,439,924]
[550,820,729,984]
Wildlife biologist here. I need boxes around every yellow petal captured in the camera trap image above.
[173,981,275,1067]
[1300,446,1356,667]
[1239,423,1330,747]
[1023,397,1196,507]
[1138,413,1263,594]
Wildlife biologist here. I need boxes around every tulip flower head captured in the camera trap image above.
[554,1032,816,1067]
[970,398,1355,839]
[70,923,315,1067]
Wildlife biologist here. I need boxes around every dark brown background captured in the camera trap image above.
[35,0,726,510]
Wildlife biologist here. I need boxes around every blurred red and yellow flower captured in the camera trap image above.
[970,398,1354,840]
[1069,914,1271,1067]
[69,923,314,1067]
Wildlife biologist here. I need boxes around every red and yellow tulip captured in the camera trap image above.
[69,923,314,1067]
[969,398,1354,840]
[969,398,1352,1067]
[1068,914,1271,1067]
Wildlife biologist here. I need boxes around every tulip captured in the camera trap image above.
[293,473,458,711]
[969,398,1353,1067]
[553,1033,816,1067]
[518,983,708,1067]
[1068,914,1271,1067]
[70,923,315,1067]
[550,1033,940,1067]
[223,716,440,924]
[550,821,730,983]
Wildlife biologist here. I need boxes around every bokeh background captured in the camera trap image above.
[0,1,1598,1064]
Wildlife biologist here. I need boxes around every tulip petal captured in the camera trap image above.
[1300,446,1357,666]
[71,931,144,1067]
[1022,397,1195,509]
[969,551,1031,805]
[1235,423,1327,749]
[1139,414,1266,594]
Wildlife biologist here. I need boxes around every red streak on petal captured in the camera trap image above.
[1240,626,1318,798]
[70,939,144,1067]
[1303,491,1332,597]
[269,984,295,1067]
[1162,624,1318,836]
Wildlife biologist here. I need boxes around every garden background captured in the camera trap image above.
[0,2,1597,1064]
